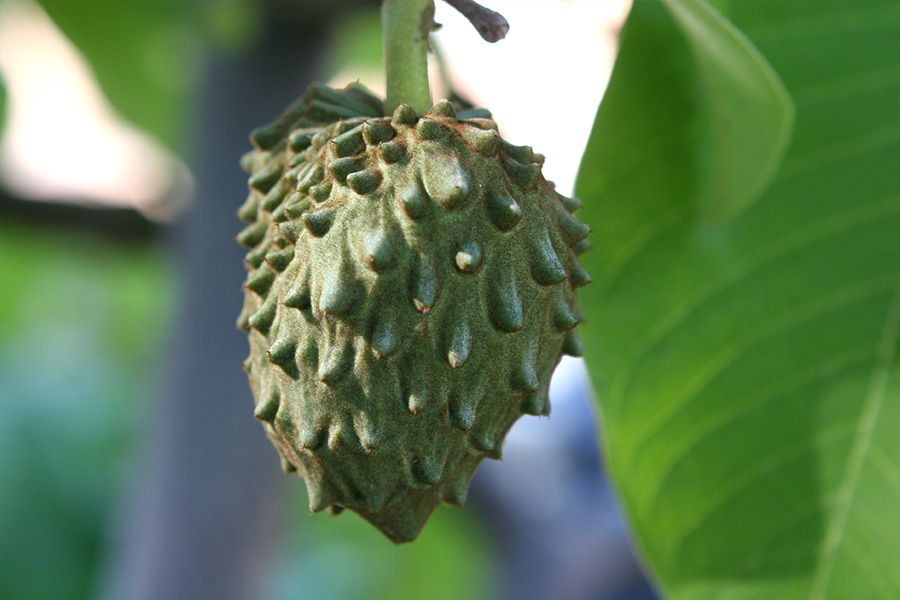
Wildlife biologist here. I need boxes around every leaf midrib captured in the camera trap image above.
[809,280,900,598]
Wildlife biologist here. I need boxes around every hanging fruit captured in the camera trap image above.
[237,0,590,543]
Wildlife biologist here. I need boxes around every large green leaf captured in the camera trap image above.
[576,0,900,597]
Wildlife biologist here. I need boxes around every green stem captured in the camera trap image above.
[382,0,434,115]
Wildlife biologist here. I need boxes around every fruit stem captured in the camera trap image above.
[383,0,435,115]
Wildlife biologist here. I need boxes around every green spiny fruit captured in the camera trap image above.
[237,83,590,543]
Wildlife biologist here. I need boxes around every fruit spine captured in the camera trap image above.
[238,83,590,542]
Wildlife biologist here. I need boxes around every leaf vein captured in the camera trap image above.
[841,538,895,598]
[744,6,900,42]
[780,122,900,180]
[868,445,900,497]
[793,64,900,105]
[640,346,875,517]
[668,425,855,561]
[621,276,898,468]
[809,279,900,599]
[612,197,900,405]
[727,499,834,575]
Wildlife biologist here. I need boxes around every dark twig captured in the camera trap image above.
[0,187,161,241]
[443,0,509,42]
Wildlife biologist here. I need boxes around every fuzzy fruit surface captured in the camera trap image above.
[237,83,590,543]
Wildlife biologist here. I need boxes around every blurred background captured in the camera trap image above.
[0,1,657,598]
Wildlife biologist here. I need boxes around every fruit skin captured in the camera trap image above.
[237,83,590,543]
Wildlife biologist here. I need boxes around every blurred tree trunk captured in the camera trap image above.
[99,9,332,600]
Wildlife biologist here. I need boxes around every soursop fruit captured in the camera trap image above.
[237,83,590,543]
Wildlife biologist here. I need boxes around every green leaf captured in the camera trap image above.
[576,0,900,598]
[659,0,794,222]
[35,0,198,154]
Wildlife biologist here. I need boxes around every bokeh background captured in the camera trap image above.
[0,1,657,599]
